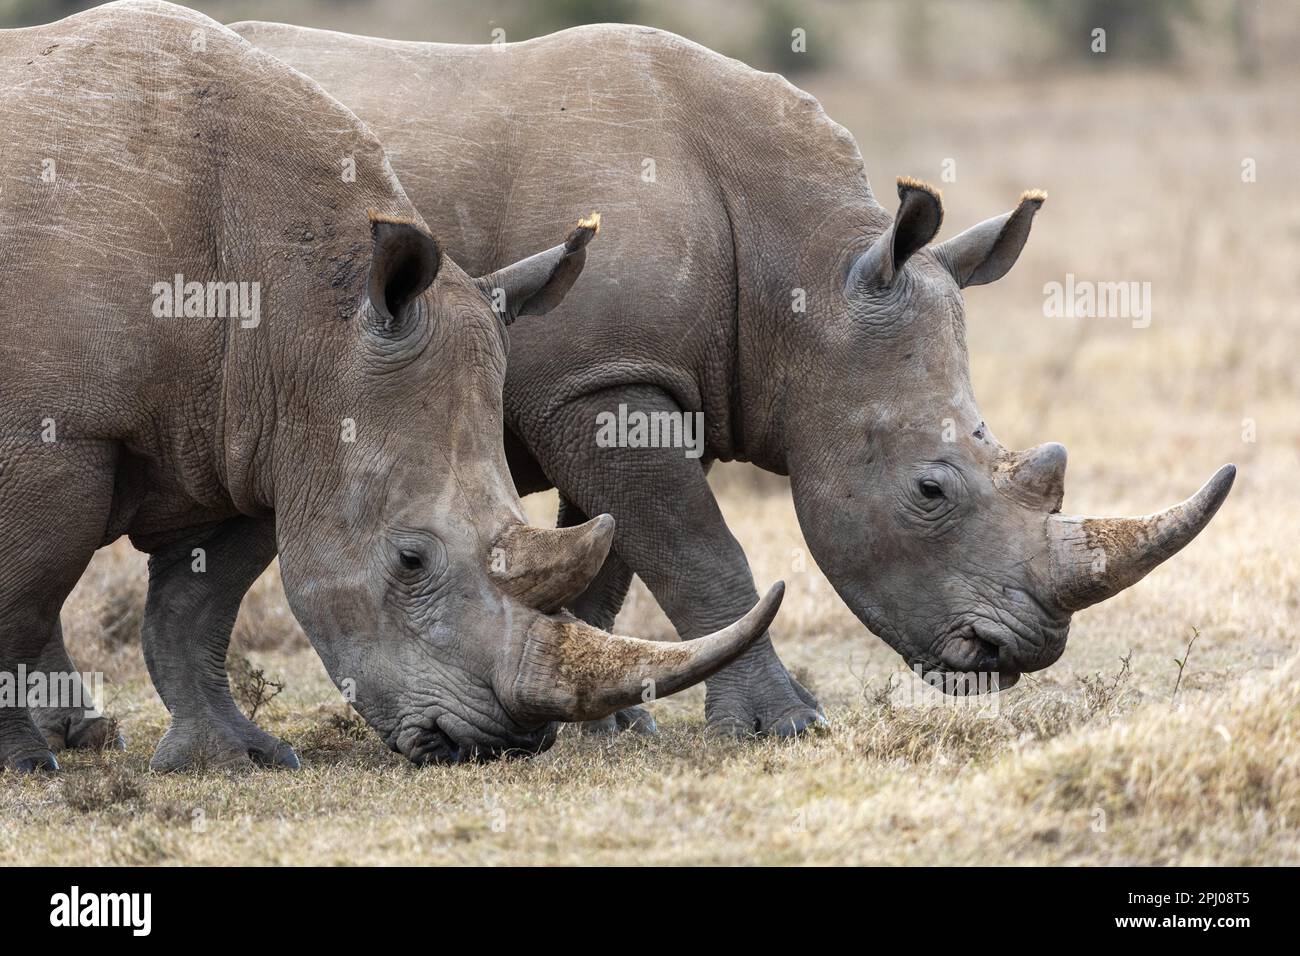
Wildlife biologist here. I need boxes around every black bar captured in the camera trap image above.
[0,867,1283,940]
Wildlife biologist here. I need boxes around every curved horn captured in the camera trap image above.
[506,582,785,723]
[489,516,615,613]
[1048,465,1235,612]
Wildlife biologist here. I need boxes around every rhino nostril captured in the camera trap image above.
[972,637,1000,672]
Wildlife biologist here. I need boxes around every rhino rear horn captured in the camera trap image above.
[997,442,1068,513]
[474,212,600,324]
[1048,465,1236,612]
[506,583,785,723]
[489,515,615,613]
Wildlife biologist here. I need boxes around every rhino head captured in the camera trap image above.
[785,178,1233,692]
[271,213,782,760]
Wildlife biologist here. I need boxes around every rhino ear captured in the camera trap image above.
[365,213,441,335]
[846,177,944,292]
[933,189,1045,288]
[474,213,600,325]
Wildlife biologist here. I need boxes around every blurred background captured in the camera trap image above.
[3,0,1298,79]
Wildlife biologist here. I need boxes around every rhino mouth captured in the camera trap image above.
[397,717,557,766]
[943,627,1004,671]
[920,667,1021,695]
[918,665,1022,695]
[923,624,1022,694]
[401,724,468,765]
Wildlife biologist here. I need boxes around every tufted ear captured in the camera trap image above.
[474,213,600,325]
[845,177,944,292]
[933,190,1046,288]
[365,212,441,336]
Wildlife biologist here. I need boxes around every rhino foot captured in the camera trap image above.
[8,751,61,772]
[2,748,60,773]
[0,728,60,775]
[577,706,658,736]
[33,709,126,753]
[0,721,62,772]
[150,716,299,772]
[705,663,827,739]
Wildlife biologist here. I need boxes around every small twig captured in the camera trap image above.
[1079,650,1133,719]
[1171,626,1200,705]
[228,653,285,721]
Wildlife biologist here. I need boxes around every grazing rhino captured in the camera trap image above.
[234,21,1236,732]
[0,2,781,772]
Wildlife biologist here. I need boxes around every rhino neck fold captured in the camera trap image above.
[716,178,889,476]
[693,64,889,474]
[215,316,278,517]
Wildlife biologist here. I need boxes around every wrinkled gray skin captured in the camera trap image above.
[235,21,1235,729]
[0,3,781,773]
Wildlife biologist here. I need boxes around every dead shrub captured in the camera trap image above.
[227,653,285,720]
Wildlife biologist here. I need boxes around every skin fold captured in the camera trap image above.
[0,2,781,773]
[232,21,1235,732]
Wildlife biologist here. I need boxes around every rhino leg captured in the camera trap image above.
[0,613,62,771]
[141,516,298,772]
[526,386,824,738]
[28,620,125,752]
[0,441,119,772]
[555,496,657,736]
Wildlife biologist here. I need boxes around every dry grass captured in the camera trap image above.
[1,646,1294,865]
[3,38,1298,865]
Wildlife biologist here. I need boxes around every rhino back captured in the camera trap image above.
[233,21,876,452]
[233,25,742,414]
[0,1,416,529]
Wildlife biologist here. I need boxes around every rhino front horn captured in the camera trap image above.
[1048,465,1236,612]
[489,516,615,613]
[506,582,785,723]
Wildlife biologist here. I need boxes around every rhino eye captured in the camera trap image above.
[398,549,425,572]
[918,479,945,500]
